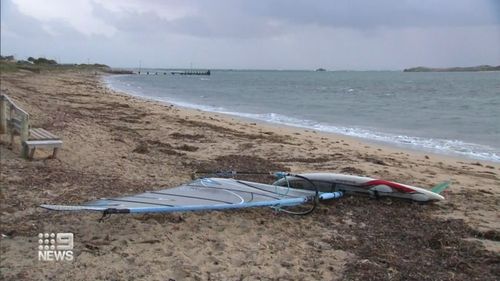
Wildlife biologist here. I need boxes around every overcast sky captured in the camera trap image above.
[1,0,499,70]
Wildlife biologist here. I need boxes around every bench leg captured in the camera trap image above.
[9,133,14,148]
[29,147,36,159]
[51,147,59,159]
[21,142,29,159]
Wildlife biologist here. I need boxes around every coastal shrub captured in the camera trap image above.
[31,57,58,65]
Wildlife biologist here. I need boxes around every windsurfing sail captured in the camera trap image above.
[41,178,343,214]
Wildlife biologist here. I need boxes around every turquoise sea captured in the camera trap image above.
[104,70,500,162]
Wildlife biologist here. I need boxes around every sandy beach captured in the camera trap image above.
[1,69,499,280]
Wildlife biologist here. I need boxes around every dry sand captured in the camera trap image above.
[0,70,498,280]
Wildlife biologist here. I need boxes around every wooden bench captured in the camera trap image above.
[1,94,63,159]
[24,128,63,159]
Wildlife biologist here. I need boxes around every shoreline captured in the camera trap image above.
[1,69,499,280]
[103,74,500,164]
[103,74,499,166]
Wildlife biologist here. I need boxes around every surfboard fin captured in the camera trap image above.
[431,181,451,194]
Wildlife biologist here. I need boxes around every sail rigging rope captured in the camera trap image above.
[195,170,320,215]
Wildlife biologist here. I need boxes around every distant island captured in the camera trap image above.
[315,68,326,72]
[403,65,500,72]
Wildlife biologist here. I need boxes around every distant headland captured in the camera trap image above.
[0,55,134,74]
[403,65,500,72]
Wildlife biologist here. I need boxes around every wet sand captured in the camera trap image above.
[1,70,499,280]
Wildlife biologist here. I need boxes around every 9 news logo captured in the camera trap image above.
[37,233,74,262]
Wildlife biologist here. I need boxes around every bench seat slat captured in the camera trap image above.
[29,128,60,141]
[24,140,63,149]
[34,128,52,138]
[31,128,50,139]
[30,129,45,139]
[39,129,59,139]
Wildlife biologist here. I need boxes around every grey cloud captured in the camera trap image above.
[243,0,500,28]
[1,0,499,69]
[156,0,500,38]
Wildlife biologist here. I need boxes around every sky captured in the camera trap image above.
[1,0,499,70]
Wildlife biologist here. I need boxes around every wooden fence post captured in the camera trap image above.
[0,95,7,134]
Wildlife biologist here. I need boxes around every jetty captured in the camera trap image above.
[171,70,211,76]
[135,70,211,75]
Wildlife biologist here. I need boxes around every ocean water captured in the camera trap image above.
[104,70,500,162]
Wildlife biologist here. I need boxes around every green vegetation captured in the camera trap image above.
[0,55,111,74]
[27,56,57,65]
[404,65,500,72]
